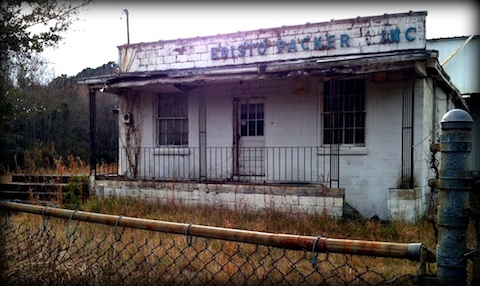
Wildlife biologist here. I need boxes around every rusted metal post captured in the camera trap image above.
[436,109,473,282]
[198,83,207,181]
[89,88,97,177]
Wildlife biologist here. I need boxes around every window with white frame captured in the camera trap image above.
[323,78,365,145]
[240,102,264,137]
[157,93,188,146]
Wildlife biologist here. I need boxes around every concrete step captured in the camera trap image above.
[0,182,67,192]
[0,174,88,203]
[11,174,74,184]
[0,190,63,202]
[0,182,66,201]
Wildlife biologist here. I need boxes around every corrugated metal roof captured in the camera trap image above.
[427,35,479,41]
[427,35,479,94]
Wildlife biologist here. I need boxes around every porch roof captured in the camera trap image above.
[79,49,430,87]
[76,49,467,110]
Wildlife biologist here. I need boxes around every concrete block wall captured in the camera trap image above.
[118,12,426,73]
[94,180,344,218]
[387,187,423,222]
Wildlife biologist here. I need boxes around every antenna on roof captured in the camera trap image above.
[123,9,130,44]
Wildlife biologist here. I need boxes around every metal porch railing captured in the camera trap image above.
[99,147,339,186]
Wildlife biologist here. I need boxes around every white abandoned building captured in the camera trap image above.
[79,11,472,222]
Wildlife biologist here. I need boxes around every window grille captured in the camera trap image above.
[240,103,264,137]
[323,79,365,145]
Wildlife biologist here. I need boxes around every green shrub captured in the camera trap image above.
[63,175,88,209]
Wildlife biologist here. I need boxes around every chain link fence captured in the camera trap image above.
[1,202,434,286]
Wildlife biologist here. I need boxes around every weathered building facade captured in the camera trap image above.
[80,11,468,221]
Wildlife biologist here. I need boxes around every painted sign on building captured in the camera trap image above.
[118,11,426,73]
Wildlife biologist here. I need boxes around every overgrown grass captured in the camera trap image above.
[3,154,478,284]
[79,196,438,245]
[5,196,480,285]
[0,199,430,285]
[7,154,114,208]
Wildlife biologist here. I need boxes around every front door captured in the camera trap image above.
[234,98,265,177]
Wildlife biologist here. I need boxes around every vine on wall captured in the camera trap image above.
[119,92,143,179]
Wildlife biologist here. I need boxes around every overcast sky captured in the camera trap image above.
[40,0,479,77]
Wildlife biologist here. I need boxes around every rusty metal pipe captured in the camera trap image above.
[1,201,434,262]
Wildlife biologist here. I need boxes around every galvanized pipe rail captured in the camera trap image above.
[1,201,435,263]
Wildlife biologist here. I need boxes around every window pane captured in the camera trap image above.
[173,133,180,145]
[335,113,343,129]
[180,100,188,117]
[355,129,365,144]
[355,113,365,127]
[158,100,165,116]
[257,103,264,119]
[249,104,256,119]
[182,119,188,133]
[324,114,332,129]
[241,104,247,120]
[167,120,174,132]
[248,121,255,136]
[172,105,180,117]
[347,95,355,111]
[181,132,188,145]
[159,120,166,132]
[165,95,173,117]
[324,81,331,96]
[241,122,247,136]
[356,78,365,92]
[344,79,355,94]
[324,130,332,144]
[332,130,341,144]
[344,128,353,144]
[345,113,354,128]
[257,120,264,136]
[324,96,331,112]
[159,133,166,145]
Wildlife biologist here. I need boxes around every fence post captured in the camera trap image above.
[436,109,473,283]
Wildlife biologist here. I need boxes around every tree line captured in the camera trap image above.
[0,60,119,173]
[0,0,119,173]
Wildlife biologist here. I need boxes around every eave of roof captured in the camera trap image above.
[76,49,467,111]
[427,34,479,42]
[77,49,430,86]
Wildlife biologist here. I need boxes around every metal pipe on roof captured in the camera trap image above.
[441,35,474,66]
[123,9,130,45]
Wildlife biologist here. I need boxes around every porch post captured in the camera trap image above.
[198,83,207,181]
[436,109,473,282]
[89,88,97,177]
